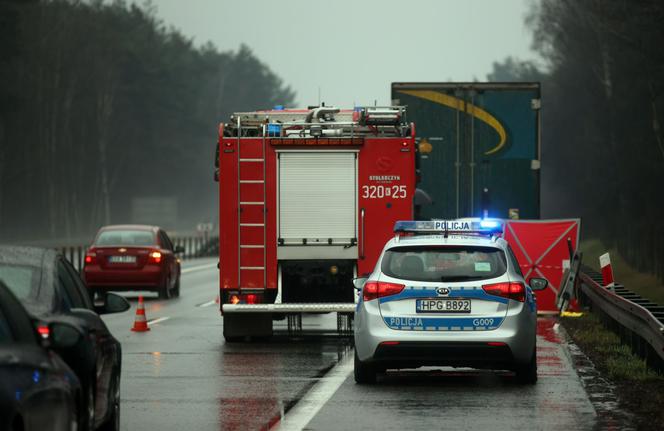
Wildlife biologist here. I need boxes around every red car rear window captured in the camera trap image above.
[95,230,156,246]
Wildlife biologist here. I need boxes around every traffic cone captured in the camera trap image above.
[131,295,150,332]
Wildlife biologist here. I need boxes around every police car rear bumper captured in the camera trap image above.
[372,341,514,370]
[354,301,536,365]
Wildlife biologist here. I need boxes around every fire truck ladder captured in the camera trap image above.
[237,118,267,291]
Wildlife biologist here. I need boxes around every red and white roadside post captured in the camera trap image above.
[599,252,615,288]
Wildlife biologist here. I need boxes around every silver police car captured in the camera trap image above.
[353,219,548,384]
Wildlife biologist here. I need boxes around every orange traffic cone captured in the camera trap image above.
[131,295,150,332]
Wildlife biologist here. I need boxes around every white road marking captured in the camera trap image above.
[181,262,217,274]
[271,351,353,431]
[147,316,170,326]
[196,300,217,308]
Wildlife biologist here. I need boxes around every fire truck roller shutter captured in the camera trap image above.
[279,152,357,250]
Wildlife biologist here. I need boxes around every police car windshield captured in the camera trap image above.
[381,246,507,282]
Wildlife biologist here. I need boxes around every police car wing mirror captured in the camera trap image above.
[529,277,548,291]
[353,277,368,291]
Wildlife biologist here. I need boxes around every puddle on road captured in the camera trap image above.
[217,335,352,430]
[543,318,636,430]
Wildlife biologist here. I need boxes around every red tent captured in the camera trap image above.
[503,219,581,313]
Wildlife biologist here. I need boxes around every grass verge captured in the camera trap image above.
[561,311,664,429]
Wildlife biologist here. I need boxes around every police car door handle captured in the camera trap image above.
[360,208,365,259]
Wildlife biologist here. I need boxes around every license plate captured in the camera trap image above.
[416,298,471,313]
[109,255,136,263]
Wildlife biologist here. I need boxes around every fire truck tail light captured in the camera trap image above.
[363,281,405,301]
[149,251,162,264]
[482,282,525,302]
[228,294,262,305]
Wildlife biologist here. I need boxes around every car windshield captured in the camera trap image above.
[0,264,41,300]
[95,229,156,246]
[381,245,507,282]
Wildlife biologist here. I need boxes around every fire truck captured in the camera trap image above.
[215,106,416,340]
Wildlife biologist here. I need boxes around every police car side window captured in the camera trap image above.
[507,246,524,278]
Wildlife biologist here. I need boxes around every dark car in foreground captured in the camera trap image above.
[0,246,130,431]
[0,281,82,431]
[83,224,183,299]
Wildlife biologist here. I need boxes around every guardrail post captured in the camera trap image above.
[599,252,615,287]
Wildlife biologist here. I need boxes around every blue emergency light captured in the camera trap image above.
[267,123,282,136]
[393,218,503,235]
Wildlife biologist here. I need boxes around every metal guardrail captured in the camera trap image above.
[59,236,219,272]
[579,266,664,373]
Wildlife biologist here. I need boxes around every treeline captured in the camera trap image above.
[490,1,664,281]
[0,0,294,241]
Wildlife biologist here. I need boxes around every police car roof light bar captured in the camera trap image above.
[393,219,504,236]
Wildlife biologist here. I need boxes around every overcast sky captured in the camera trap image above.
[148,0,541,107]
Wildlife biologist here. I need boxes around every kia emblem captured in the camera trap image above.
[436,287,450,296]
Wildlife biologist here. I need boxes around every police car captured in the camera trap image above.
[353,219,548,384]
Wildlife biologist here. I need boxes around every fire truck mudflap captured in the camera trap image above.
[217,106,416,341]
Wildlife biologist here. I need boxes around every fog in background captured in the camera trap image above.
[1,0,663,282]
[148,0,540,106]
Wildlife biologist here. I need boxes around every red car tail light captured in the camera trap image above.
[37,325,50,339]
[84,251,96,265]
[149,251,162,264]
[482,282,526,302]
[363,281,405,301]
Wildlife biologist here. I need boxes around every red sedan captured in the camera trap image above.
[83,225,183,299]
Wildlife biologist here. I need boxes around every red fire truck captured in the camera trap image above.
[215,106,416,340]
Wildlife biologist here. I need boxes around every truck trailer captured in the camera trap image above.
[391,82,541,220]
[215,106,416,340]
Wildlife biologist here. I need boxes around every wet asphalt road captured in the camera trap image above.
[101,259,618,431]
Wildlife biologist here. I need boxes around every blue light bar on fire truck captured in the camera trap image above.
[393,219,504,235]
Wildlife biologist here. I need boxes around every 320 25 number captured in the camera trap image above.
[361,185,407,199]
